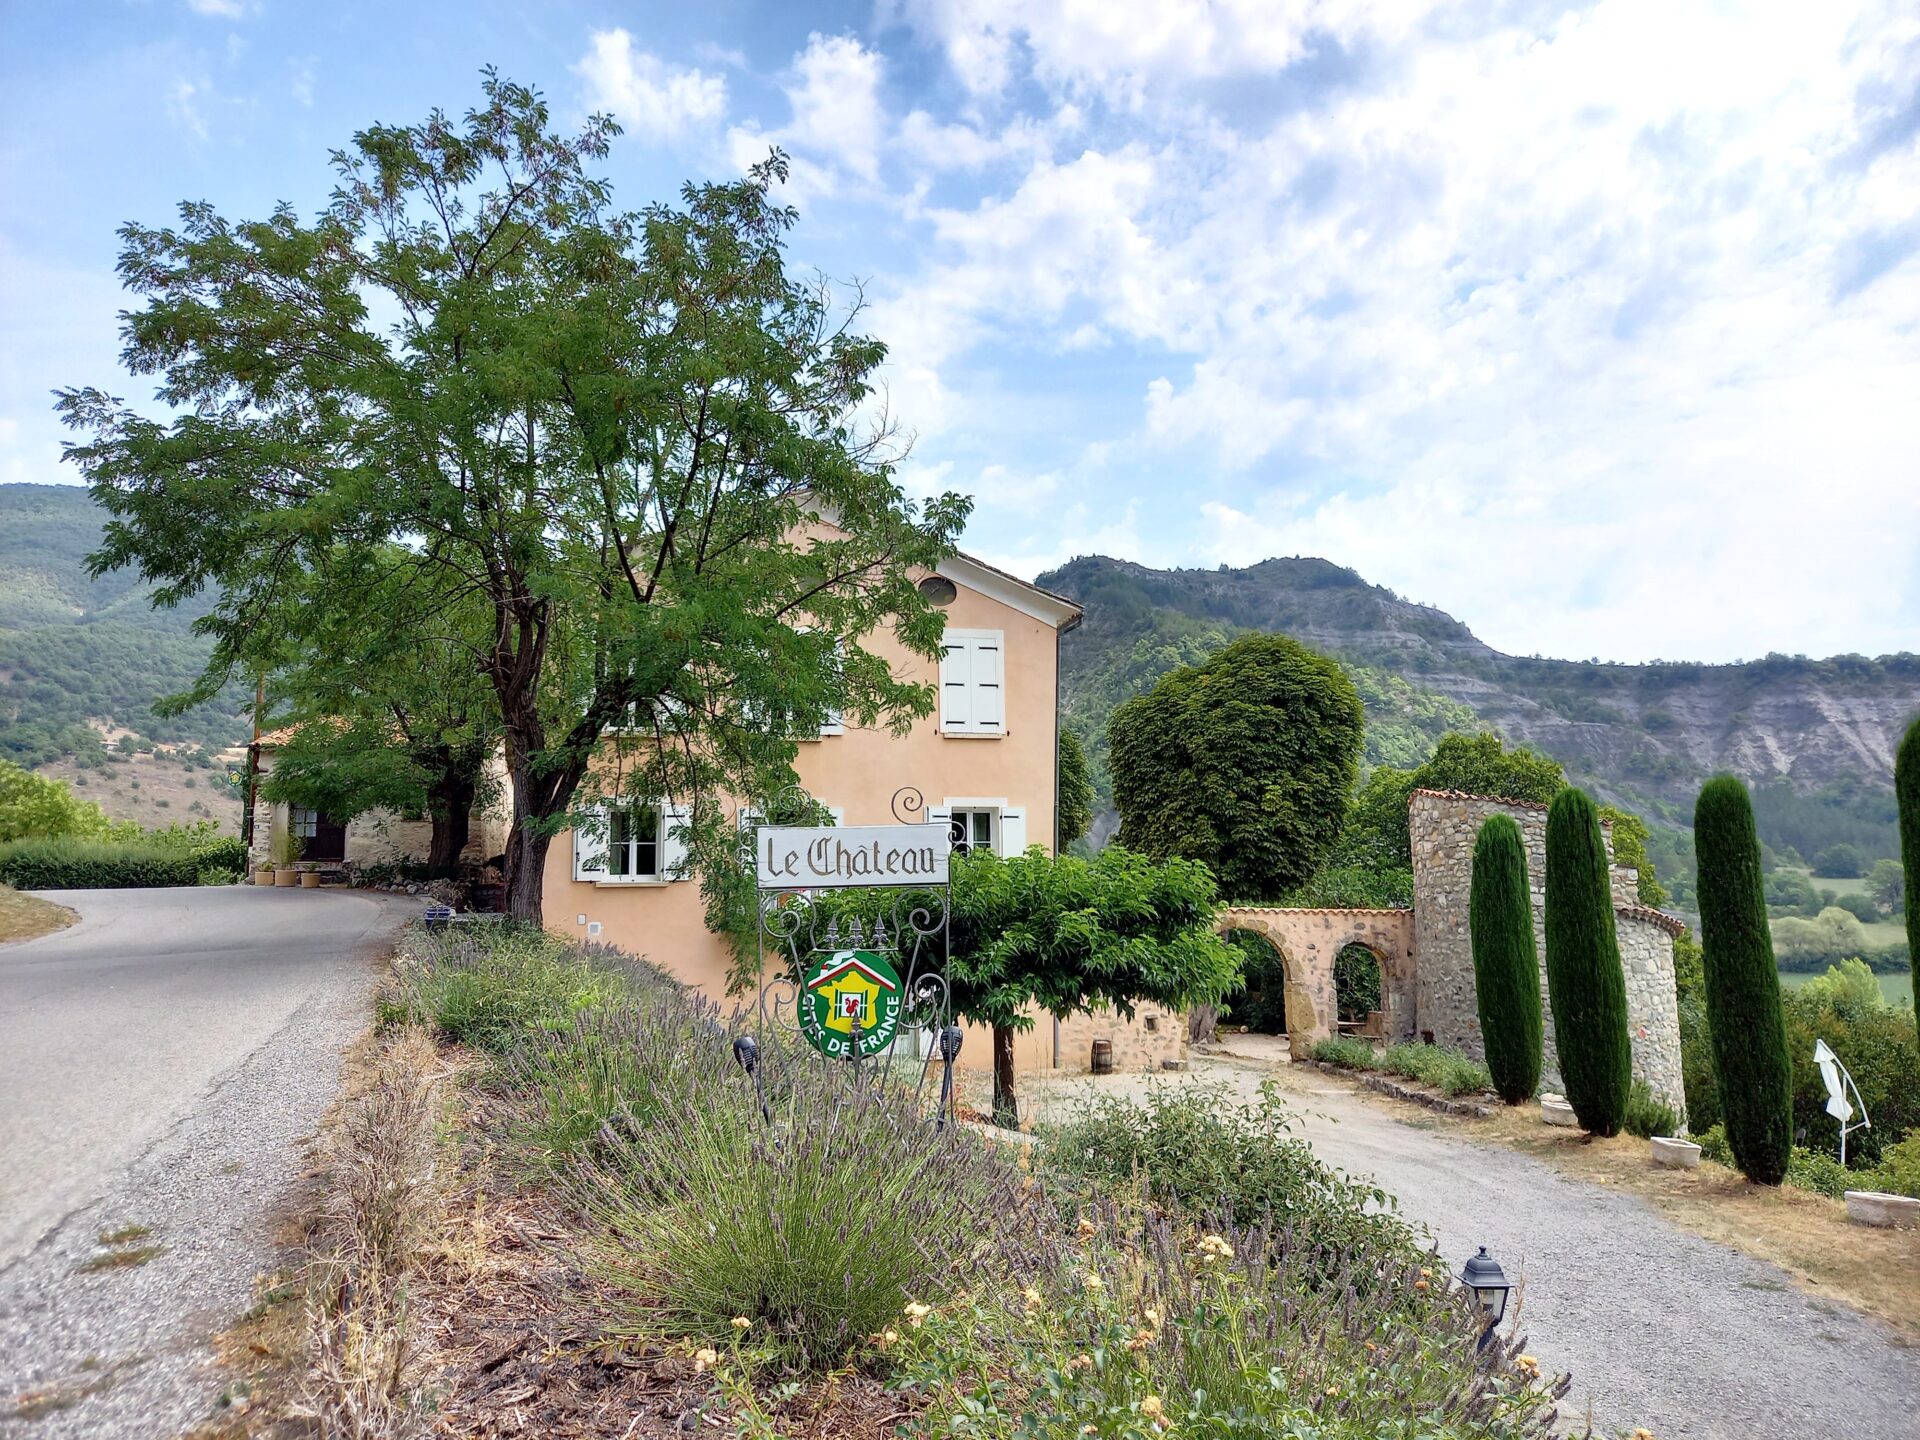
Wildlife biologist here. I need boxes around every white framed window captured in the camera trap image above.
[927,799,1027,858]
[573,800,690,885]
[939,629,1005,736]
[289,805,319,840]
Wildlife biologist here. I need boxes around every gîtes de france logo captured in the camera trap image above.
[800,948,903,1059]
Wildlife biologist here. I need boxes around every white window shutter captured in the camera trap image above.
[972,635,1004,732]
[828,806,845,825]
[819,705,844,736]
[662,803,691,879]
[940,641,972,732]
[999,808,1027,856]
[573,805,608,882]
[928,803,952,846]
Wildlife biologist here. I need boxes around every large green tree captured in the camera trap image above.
[1469,813,1544,1104]
[1108,634,1363,900]
[808,847,1239,1126]
[1543,787,1632,1136]
[1899,715,1920,1029]
[1328,731,1566,874]
[243,554,501,873]
[60,76,965,920]
[1693,775,1792,1184]
[952,847,1239,1125]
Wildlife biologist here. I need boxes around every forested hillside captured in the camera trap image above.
[1043,555,1920,885]
[0,484,249,766]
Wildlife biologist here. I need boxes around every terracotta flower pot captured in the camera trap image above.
[273,869,298,888]
[253,867,274,886]
[299,871,322,888]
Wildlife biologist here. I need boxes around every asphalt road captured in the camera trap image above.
[1029,1052,1920,1440]
[0,886,415,1439]
[0,886,408,1266]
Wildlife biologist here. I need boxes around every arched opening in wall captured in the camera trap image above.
[1219,929,1289,1037]
[1334,942,1386,1034]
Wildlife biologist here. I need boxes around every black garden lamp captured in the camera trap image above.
[1458,1246,1512,1330]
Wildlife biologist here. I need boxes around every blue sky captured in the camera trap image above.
[3,1,1918,664]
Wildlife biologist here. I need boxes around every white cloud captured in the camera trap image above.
[167,78,208,140]
[890,0,1408,101]
[870,0,1920,659]
[186,0,252,17]
[574,29,727,140]
[727,33,888,201]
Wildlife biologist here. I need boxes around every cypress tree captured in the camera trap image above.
[1543,788,1632,1136]
[1470,814,1544,1104]
[1899,716,1920,1034]
[1693,774,1792,1185]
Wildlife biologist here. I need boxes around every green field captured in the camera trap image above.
[1778,968,1913,1008]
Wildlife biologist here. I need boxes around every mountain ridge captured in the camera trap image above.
[1039,553,1920,872]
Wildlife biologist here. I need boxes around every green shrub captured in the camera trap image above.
[886,1209,1565,1440]
[1694,776,1792,1185]
[389,926,646,1053]
[1469,813,1544,1104]
[1039,1083,1415,1260]
[1310,1036,1374,1069]
[590,1065,1035,1370]
[1867,1130,1920,1199]
[498,986,762,1167]
[0,836,201,889]
[1374,1041,1494,1097]
[1622,1079,1679,1139]
[1785,1147,1852,1199]
[1780,975,1920,1169]
[1543,788,1631,1136]
[1695,1124,1733,1166]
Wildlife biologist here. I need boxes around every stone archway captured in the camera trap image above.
[1216,907,1415,1054]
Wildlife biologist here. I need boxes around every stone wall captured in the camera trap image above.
[1055,1002,1187,1073]
[1408,789,1684,1116]
[1216,907,1416,1052]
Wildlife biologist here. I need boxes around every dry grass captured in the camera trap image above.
[290,1025,445,1439]
[0,883,75,942]
[1469,1103,1920,1340]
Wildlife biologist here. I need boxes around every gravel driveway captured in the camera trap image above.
[0,887,416,1438]
[1028,1052,1920,1440]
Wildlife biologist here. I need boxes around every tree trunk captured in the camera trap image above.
[991,1023,1018,1129]
[503,824,553,923]
[426,768,476,877]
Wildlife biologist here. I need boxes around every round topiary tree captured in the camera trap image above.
[1470,813,1543,1104]
[1107,633,1364,901]
[1899,715,1920,1035]
[1693,774,1792,1185]
[1543,787,1632,1136]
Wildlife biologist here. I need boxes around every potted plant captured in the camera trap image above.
[253,861,274,887]
[271,831,299,887]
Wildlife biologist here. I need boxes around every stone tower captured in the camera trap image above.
[1408,789,1685,1116]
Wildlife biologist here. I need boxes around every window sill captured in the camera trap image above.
[591,877,672,888]
[939,729,1006,739]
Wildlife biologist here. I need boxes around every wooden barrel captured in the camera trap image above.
[1090,1038,1115,1075]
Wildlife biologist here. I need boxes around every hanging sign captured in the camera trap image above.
[800,949,904,1059]
[756,824,949,888]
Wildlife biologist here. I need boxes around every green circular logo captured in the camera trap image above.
[800,949,904,1059]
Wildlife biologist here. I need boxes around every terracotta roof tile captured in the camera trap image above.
[1616,903,1687,937]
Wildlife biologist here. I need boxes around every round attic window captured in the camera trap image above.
[917,575,958,607]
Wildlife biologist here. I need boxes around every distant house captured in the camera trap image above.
[243,728,510,870]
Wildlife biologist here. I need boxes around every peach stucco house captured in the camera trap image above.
[531,551,1161,1078]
